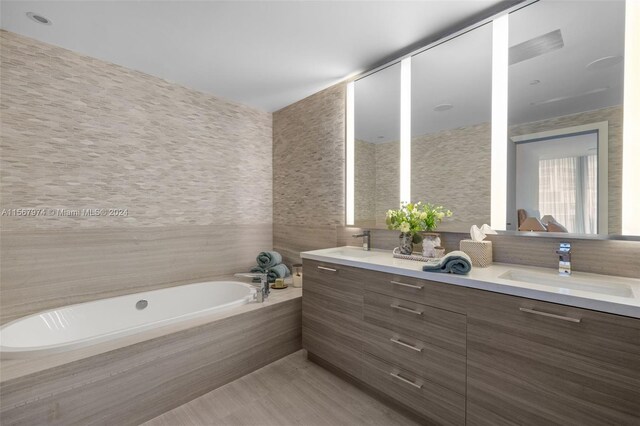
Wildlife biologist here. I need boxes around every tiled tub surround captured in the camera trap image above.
[0,30,273,323]
[0,282,302,426]
[0,225,272,324]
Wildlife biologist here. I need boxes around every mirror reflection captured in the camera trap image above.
[411,23,493,231]
[354,63,401,227]
[507,0,625,234]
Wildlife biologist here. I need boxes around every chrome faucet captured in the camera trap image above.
[234,272,270,302]
[556,242,571,276]
[352,230,371,251]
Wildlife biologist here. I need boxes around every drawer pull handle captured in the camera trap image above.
[317,266,337,272]
[390,280,423,290]
[390,372,422,389]
[390,338,422,352]
[519,307,581,323]
[390,304,423,315]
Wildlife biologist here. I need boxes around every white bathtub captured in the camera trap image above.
[0,281,256,359]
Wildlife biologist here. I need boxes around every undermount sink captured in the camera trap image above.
[324,247,375,259]
[499,270,635,298]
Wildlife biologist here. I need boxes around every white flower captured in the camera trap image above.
[437,211,445,219]
[419,211,428,220]
[399,222,410,233]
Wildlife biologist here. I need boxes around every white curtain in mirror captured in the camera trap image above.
[538,155,597,234]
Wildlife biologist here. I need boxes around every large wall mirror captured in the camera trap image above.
[349,0,637,238]
[506,0,625,235]
[411,22,493,232]
[353,63,401,228]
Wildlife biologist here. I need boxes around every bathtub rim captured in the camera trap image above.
[0,280,256,359]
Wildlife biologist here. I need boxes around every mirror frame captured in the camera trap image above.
[511,121,609,235]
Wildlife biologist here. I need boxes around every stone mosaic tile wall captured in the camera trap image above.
[273,83,346,229]
[0,30,273,320]
[412,122,492,231]
[354,122,490,232]
[0,30,272,230]
[374,140,400,227]
[273,84,346,265]
[354,139,376,226]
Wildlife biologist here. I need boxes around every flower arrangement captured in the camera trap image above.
[386,202,453,243]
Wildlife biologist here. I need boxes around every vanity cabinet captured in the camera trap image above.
[302,259,640,425]
[466,289,640,426]
[303,259,469,425]
[362,290,467,425]
[302,260,365,379]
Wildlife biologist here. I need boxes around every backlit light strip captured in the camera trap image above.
[622,0,640,235]
[400,57,412,204]
[491,14,509,230]
[346,81,355,226]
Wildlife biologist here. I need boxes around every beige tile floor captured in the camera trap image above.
[143,350,420,426]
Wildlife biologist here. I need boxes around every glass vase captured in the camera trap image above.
[398,232,413,255]
[421,232,442,258]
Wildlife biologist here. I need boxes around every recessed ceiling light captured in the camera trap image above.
[433,103,453,112]
[26,12,52,25]
[530,79,541,85]
[586,55,623,71]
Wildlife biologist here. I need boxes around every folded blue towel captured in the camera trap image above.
[267,264,290,283]
[256,251,283,268]
[422,250,472,275]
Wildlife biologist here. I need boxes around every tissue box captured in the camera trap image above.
[460,240,492,267]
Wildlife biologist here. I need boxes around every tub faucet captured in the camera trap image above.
[556,242,571,276]
[352,230,371,251]
[234,272,270,302]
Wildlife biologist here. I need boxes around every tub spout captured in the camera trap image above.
[234,272,270,302]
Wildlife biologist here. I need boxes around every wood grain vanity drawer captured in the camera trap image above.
[362,269,467,314]
[467,289,640,425]
[362,353,465,426]
[302,290,362,350]
[364,291,466,355]
[303,327,363,381]
[302,260,365,380]
[304,260,363,300]
[362,323,466,395]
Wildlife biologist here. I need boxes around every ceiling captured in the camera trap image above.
[355,0,625,144]
[0,0,509,112]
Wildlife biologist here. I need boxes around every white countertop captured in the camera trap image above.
[301,246,640,318]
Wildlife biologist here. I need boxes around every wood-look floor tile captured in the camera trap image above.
[143,350,419,426]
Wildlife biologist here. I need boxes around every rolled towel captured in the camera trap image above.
[256,251,283,269]
[250,265,266,282]
[267,263,290,283]
[422,250,472,275]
